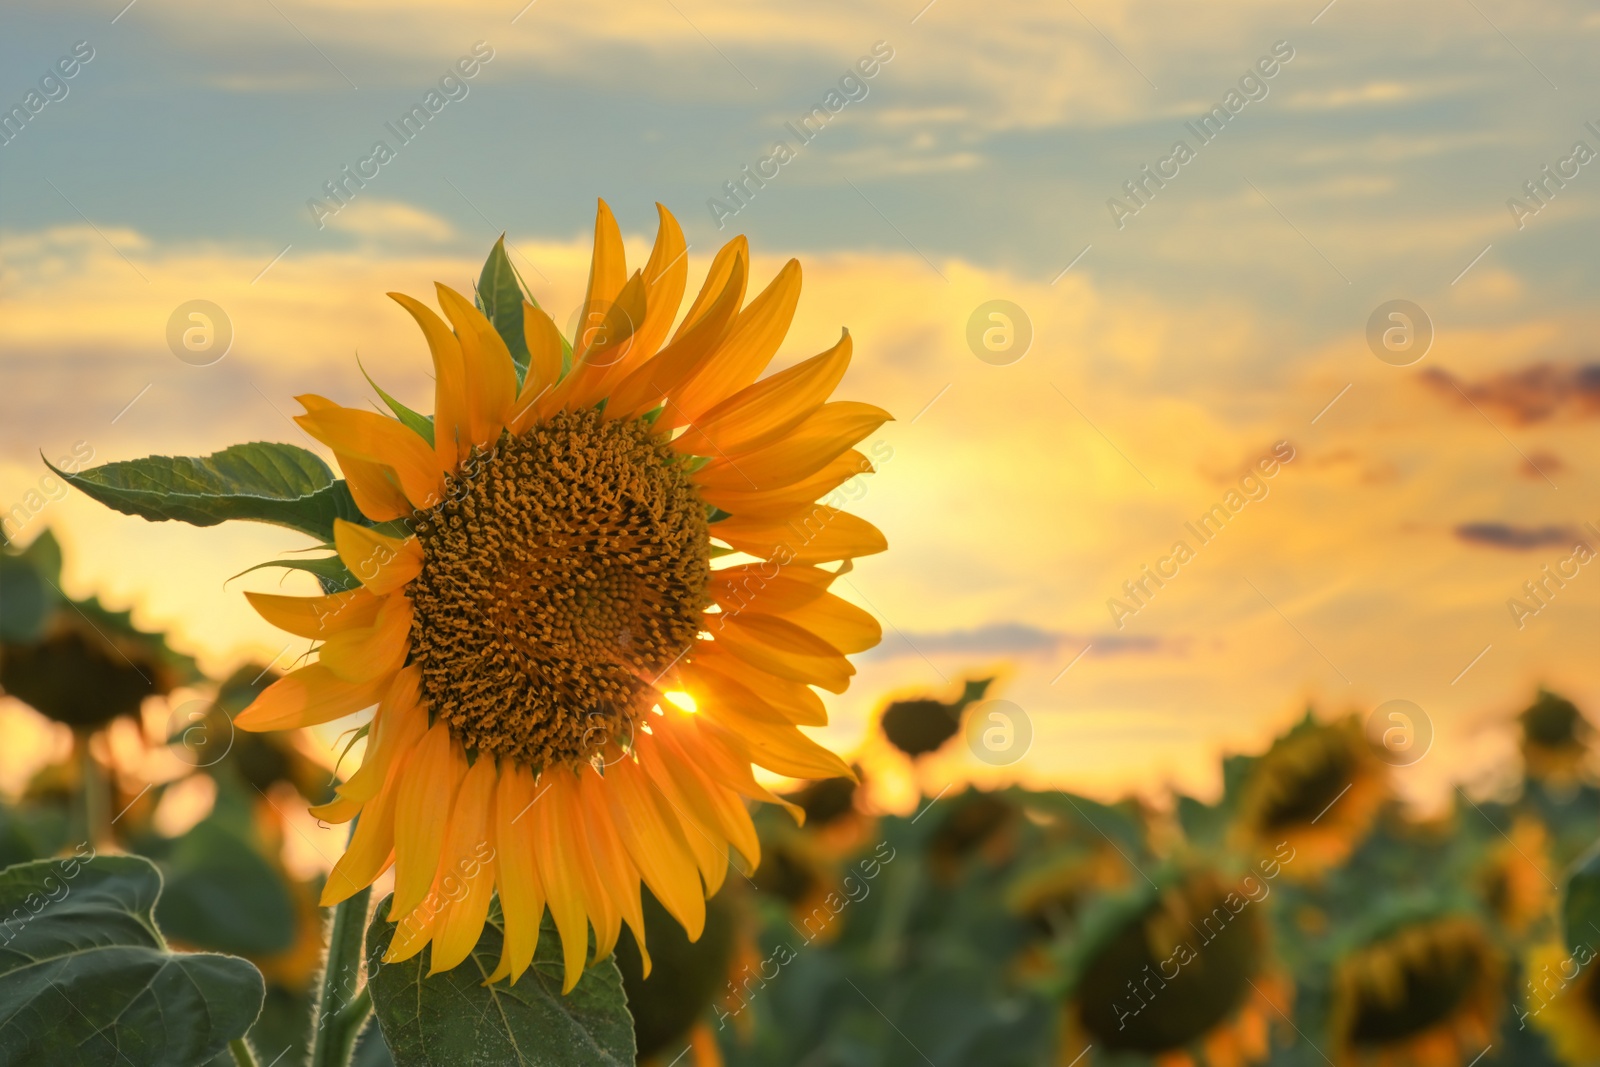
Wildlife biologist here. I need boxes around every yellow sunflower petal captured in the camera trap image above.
[428,755,500,973]
[674,329,850,459]
[629,204,690,364]
[235,663,389,732]
[489,763,545,985]
[322,729,416,904]
[603,757,706,942]
[692,653,828,726]
[333,520,423,595]
[636,732,741,889]
[318,593,412,683]
[717,584,880,654]
[576,766,650,978]
[673,236,747,341]
[669,259,803,423]
[435,283,518,447]
[648,724,760,869]
[700,449,872,521]
[712,508,887,565]
[575,199,628,364]
[713,614,854,693]
[693,401,891,493]
[245,587,380,640]
[650,707,805,823]
[559,271,649,410]
[340,454,414,522]
[531,771,593,994]
[389,292,470,472]
[509,303,566,433]
[295,400,443,510]
[607,251,748,421]
[698,710,853,781]
[392,722,466,919]
[328,666,425,808]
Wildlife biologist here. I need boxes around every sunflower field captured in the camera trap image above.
[0,231,1597,1067]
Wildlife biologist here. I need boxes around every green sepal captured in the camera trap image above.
[232,553,361,594]
[359,356,435,446]
[477,236,535,387]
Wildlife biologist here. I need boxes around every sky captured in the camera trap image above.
[1,0,1597,812]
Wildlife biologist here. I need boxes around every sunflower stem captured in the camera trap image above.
[228,1037,259,1067]
[309,883,372,1067]
[77,730,110,848]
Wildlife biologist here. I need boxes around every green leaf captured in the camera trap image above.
[360,357,435,446]
[55,442,366,541]
[477,236,534,385]
[1564,841,1600,954]
[0,853,265,1066]
[234,553,362,593]
[143,817,298,957]
[365,895,635,1066]
[0,553,53,642]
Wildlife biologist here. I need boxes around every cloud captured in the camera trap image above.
[864,622,1177,661]
[1421,363,1600,425]
[1453,523,1585,551]
[326,199,456,243]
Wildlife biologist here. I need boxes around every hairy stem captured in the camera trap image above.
[308,879,372,1067]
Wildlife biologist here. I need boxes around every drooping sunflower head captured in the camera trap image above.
[1329,909,1502,1067]
[1064,867,1288,1067]
[1233,714,1388,878]
[1522,940,1600,1066]
[0,537,199,731]
[1520,689,1593,785]
[235,202,889,989]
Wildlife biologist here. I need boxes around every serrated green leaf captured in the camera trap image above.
[366,895,634,1067]
[478,236,534,386]
[55,442,366,541]
[0,853,264,1066]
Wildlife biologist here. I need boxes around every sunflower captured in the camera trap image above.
[232,201,888,990]
[1522,941,1600,1066]
[1477,814,1554,937]
[1520,689,1593,786]
[1063,868,1289,1067]
[1329,912,1501,1067]
[1232,714,1388,878]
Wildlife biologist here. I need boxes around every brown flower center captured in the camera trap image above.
[408,408,710,766]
